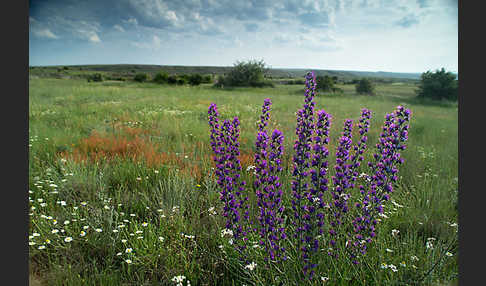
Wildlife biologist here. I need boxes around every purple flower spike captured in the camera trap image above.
[208,104,249,257]
[254,98,287,263]
[350,106,411,263]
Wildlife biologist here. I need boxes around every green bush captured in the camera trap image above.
[316,75,335,92]
[355,78,375,95]
[215,59,273,88]
[167,75,178,85]
[416,68,458,101]
[153,71,169,84]
[87,73,103,82]
[188,74,203,86]
[134,73,148,82]
[202,75,212,84]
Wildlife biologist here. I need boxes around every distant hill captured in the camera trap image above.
[29,64,425,82]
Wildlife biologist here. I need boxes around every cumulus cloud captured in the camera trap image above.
[113,24,125,32]
[32,28,59,39]
[131,34,163,50]
[30,17,59,39]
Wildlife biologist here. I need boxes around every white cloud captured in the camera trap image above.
[32,28,59,39]
[131,34,163,50]
[113,24,125,32]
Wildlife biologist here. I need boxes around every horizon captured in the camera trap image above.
[29,0,457,74]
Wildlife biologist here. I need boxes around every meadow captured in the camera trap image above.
[29,76,458,285]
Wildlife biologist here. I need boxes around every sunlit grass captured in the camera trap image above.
[29,78,458,285]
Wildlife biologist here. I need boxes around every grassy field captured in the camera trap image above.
[29,77,458,285]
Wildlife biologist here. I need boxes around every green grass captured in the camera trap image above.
[29,77,457,285]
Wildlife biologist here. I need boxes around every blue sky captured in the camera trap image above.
[29,0,458,73]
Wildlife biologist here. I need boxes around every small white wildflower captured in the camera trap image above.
[32,232,40,237]
[130,213,136,217]
[411,255,419,262]
[64,237,73,242]
[142,222,148,227]
[38,245,46,250]
[158,237,164,242]
[37,198,43,203]
[80,201,87,206]
[388,264,398,272]
[112,229,119,233]
[116,252,122,256]
[125,259,132,264]
[221,228,233,238]
[244,262,257,271]
[446,251,453,257]
[40,203,47,207]
[172,275,186,283]
[121,239,127,243]
[29,241,36,246]
[391,229,400,237]
[386,248,394,253]
[135,230,143,234]
[64,220,70,225]
[380,263,388,269]
[83,225,89,230]
[80,231,86,237]
[95,228,102,233]
[321,276,329,282]
[104,205,110,210]
[400,261,407,267]
[125,248,133,253]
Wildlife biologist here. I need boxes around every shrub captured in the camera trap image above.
[416,68,458,101]
[87,73,103,82]
[176,76,188,85]
[316,75,335,92]
[202,74,212,84]
[355,78,375,95]
[215,59,273,88]
[208,71,411,280]
[153,71,169,84]
[134,73,148,82]
[188,73,203,86]
[167,75,178,85]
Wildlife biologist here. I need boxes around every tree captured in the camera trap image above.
[134,73,148,82]
[153,71,169,84]
[316,75,335,92]
[355,78,375,95]
[416,68,458,101]
[216,59,273,87]
[188,73,203,86]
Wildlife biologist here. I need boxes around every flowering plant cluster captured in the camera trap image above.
[208,71,411,280]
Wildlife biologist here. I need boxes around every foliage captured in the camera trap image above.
[355,78,375,95]
[215,59,274,88]
[316,75,335,92]
[28,76,458,285]
[134,73,148,82]
[416,68,458,101]
[153,71,169,84]
[87,73,103,82]
[188,74,203,86]
[167,75,178,85]
[208,72,414,281]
